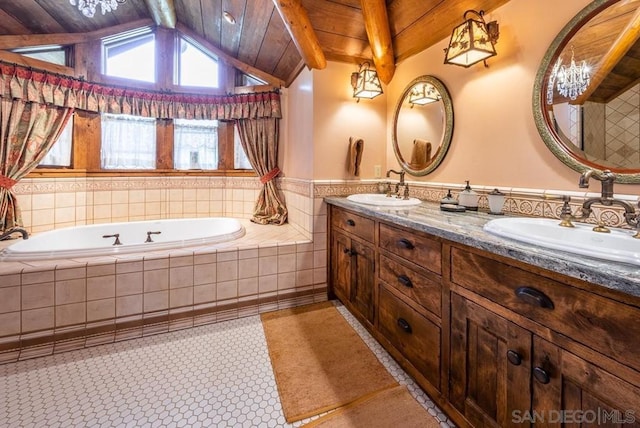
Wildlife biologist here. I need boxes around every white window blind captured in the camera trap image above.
[39,116,73,167]
[173,119,218,170]
[101,114,156,169]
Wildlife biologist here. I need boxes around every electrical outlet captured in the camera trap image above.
[374,165,382,178]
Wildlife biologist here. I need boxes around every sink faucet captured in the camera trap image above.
[578,169,639,234]
[386,169,409,199]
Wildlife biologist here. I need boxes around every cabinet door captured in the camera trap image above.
[331,231,352,302]
[533,337,640,427]
[350,239,375,324]
[450,293,532,427]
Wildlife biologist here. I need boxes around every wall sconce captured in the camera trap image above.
[350,62,383,102]
[444,10,499,68]
[408,83,440,106]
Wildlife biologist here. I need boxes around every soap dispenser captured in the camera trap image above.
[440,189,458,205]
[440,189,465,212]
[458,180,479,211]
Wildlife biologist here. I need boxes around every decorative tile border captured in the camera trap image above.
[314,179,639,229]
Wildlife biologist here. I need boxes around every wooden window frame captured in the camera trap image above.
[27,26,257,179]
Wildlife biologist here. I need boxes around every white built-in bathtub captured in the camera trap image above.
[0,217,245,261]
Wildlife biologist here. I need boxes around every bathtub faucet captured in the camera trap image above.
[0,227,29,241]
[145,231,161,243]
[102,233,122,245]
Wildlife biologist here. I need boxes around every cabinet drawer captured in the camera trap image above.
[331,207,375,243]
[378,284,441,389]
[379,254,441,318]
[451,247,640,372]
[379,223,441,274]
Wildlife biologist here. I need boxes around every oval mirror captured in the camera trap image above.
[393,75,454,176]
[533,0,640,183]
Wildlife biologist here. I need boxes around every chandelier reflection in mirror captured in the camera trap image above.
[350,62,383,102]
[70,0,126,18]
[408,83,441,106]
[547,47,590,104]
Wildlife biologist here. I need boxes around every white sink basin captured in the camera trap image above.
[347,193,422,207]
[484,217,640,266]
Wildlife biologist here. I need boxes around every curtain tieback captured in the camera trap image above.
[260,167,281,184]
[0,175,17,190]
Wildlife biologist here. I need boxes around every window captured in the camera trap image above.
[174,119,218,169]
[234,130,252,169]
[101,114,156,169]
[103,30,155,83]
[39,117,73,167]
[12,46,68,66]
[177,37,218,88]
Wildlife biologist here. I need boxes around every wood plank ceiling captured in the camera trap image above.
[0,0,514,87]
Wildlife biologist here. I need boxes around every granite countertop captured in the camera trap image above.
[325,197,640,299]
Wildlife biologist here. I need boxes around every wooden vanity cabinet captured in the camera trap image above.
[328,205,444,397]
[449,246,640,428]
[328,204,640,428]
[329,207,376,324]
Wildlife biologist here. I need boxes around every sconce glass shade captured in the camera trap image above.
[408,83,440,105]
[351,63,383,100]
[444,10,498,67]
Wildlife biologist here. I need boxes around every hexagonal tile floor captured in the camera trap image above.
[1,303,454,427]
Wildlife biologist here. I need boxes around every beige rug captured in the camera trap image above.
[260,301,398,423]
[302,385,442,428]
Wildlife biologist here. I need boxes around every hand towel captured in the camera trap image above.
[348,137,364,176]
[410,138,431,168]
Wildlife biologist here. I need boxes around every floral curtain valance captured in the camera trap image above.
[0,63,281,120]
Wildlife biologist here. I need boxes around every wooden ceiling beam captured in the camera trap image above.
[574,6,640,104]
[272,0,326,70]
[360,0,395,85]
[176,23,285,87]
[0,19,154,50]
[144,0,177,29]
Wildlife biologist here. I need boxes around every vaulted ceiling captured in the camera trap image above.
[0,0,510,87]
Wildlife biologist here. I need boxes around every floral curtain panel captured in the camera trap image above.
[0,99,73,231]
[0,63,281,120]
[236,118,287,225]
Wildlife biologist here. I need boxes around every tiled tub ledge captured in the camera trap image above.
[0,220,328,365]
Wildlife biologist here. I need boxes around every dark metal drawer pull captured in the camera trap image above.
[346,219,356,226]
[397,318,412,334]
[397,238,415,250]
[515,287,554,310]
[397,274,413,288]
[343,248,356,256]
[506,349,522,366]
[533,367,551,384]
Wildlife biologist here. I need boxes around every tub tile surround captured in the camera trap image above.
[0,220,326,365]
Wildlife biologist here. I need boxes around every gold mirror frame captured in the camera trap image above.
[532,0,640,184]
[392,75,454,176]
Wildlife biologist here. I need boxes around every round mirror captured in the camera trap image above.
[393,75,454,176]
[533,0,640,183]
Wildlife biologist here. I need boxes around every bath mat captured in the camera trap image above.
[302,385,441,428]
[260,301,398,423]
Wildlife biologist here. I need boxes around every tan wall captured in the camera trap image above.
[284,0,638,197]
[311,62,388,181]
[282,68,315,180]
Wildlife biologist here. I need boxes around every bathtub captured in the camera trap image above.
[0,217,245,261]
